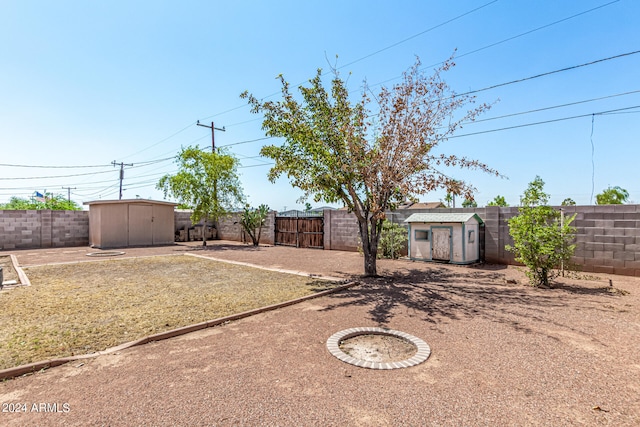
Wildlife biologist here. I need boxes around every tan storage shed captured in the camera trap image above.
[405,212,483,265]
[85,199,177,248]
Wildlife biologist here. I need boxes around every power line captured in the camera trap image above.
[0,169,117,180]
[448,105,640,139]
[218,136,274,148]
[195,1,502,122]
[456,50,640,98]
[120,122,196,160]
[370,0,623,89]
[0,163,112,169]
[336,0,499,71]
[465,89,640,125]
[452,0,620,63]
[109,0,621,165]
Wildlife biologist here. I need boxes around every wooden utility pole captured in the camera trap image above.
[62,186,76,202]
[112,161,133,200]
[196,120,226,151]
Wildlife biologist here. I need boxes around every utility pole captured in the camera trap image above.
[112,161,133,200]
[62,186,76,202]
[197,120,226,151]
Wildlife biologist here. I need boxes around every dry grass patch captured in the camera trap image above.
[0,255,335,370]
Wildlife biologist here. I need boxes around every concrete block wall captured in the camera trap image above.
[323,209,360,251]
[175,210,276,245]
[51,211,89,247]
[568,204,640,276]
[217,211,275,245]
[0,210,89,250]
[384,205,640,276]
[174,211,195,233]
[3,205,640,276]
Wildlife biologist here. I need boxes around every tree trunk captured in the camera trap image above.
[202,215,207,247]
[255,224,262,246]
[358,217,381,277]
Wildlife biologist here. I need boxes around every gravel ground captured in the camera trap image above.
[1,241,639,426]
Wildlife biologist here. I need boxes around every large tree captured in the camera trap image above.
[157,146,244,246]
[242,58,499,276]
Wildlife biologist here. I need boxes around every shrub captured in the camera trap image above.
[506,177,576,287]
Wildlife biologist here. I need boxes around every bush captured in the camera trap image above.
[240,204,270,246]
[358,219,407,259]
[506,177,576,287]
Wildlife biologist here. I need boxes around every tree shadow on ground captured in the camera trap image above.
[322,266,623,331]
[177,243,265,252]
[552,282,626,296]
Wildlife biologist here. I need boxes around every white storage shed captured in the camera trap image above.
[405,213,483,264]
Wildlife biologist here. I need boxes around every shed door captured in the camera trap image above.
[152,205,174,245]
[129,204,153,246]
[432,228,451,261]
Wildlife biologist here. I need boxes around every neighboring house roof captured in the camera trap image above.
[404,212,483,224]
[396,201,447,210]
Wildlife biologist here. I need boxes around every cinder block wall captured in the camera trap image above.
[382,205,640,276]
[323,209,360,251]
[0,210,88,250]
[51,210,89,247]
[3,206,640,276]
[175,210,276,245]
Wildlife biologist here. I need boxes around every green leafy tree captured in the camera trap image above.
[240,204,270,246]
[378,220,408,259]
[304,202,312,212]
[595,186,629,205]
[487,195,508,207]
[443,193,453,208]
[446,180,464,208]
[506,176,577,288]
[157,146,244,246]
[462,198,477,208]
[561,198,576,206]
[242,57,498,276]
[0,194,81,210]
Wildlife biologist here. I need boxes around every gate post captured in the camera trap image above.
[323,209,331,250]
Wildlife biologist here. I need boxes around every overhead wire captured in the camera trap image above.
[88,0,622,171]
[195,0,502,122]
[455,50,640,98]
[337,0,499,70]
[448,105,640,139]
[464,89,640,125]
[2,1,632,203]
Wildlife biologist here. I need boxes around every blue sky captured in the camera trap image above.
[1,0,639,209]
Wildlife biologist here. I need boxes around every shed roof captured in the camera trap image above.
[404,212,483,224]
[84,199,177,207]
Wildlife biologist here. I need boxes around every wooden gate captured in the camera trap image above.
[275,216,324,249]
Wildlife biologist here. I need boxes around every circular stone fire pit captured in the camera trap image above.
[86,251,125,257]
[326,327,430,370]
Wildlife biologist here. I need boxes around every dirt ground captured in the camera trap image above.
[0,255,18,283]
[1,241,639,426]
